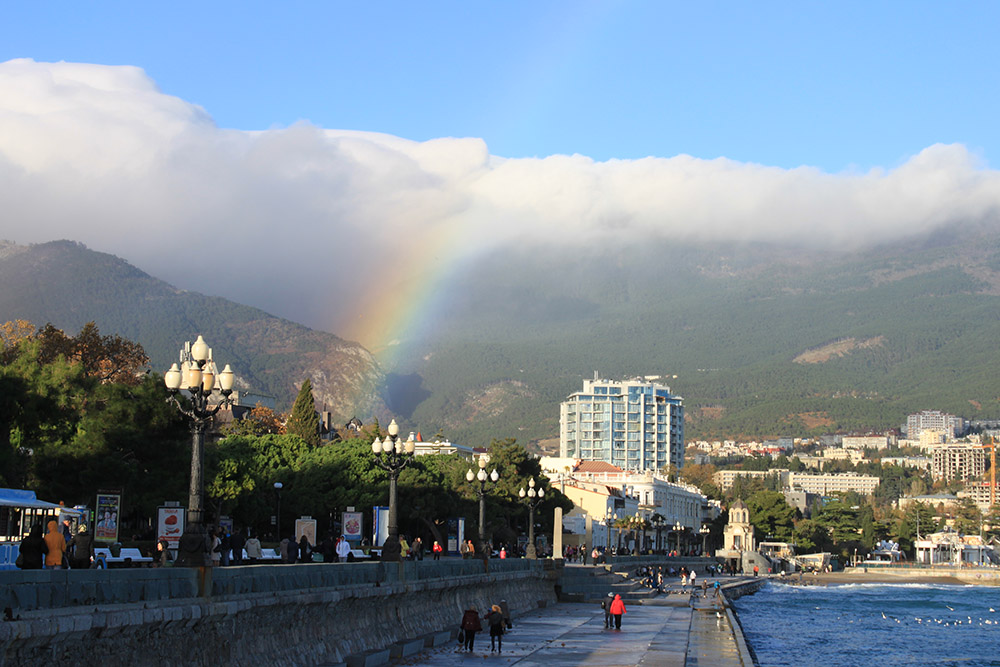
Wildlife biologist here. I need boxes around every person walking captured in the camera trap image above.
[211,528,223,566]
[486,604,506,652]
[298,534,312,563]
[67,524,94,570]
[460,607,483,652]
[17,524,47,569]
[44,519,67,569]
[753,564,759,577]
[609,593,627,630]
[245,532,263,563]
[231,528,246,566]
[499,599,512,630]
[412,536,424,560]
[336,535,351,562]
[681,572,688,594]
[689,569,697,590]
[432,540,443,560]
[602,592,614,628]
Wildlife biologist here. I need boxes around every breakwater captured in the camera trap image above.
[0,559,559,666]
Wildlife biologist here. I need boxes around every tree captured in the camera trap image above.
[285,378,320,447]
[221,403,285,437]
[746,490,796,542]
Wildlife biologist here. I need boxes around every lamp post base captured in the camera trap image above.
[175,524,211,568]
[381,536,402,562]
[526,544,537,559]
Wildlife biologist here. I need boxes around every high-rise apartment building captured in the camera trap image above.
[559,375,684,472]
[931,444,985,482]
[907,410,964,439]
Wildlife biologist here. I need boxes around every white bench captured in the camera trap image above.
[241,547,282,562]
[94,547,154,568]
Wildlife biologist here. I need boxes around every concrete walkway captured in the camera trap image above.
[394,594,747,667]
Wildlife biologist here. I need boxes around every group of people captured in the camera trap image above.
[17,519,95,570]
[601,593,628,629]
[460,600,512,653]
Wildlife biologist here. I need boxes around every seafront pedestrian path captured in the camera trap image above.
[392,578,750,667]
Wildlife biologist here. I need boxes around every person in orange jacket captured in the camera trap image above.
[609,593,627,630]
[44,519,67,569]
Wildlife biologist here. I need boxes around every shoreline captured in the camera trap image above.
[775,569,1000,586]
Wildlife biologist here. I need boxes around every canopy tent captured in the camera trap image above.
[0,488,84,514]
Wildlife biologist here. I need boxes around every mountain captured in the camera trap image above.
[0,240,384,420]
[5,227,1000,449]
[382,226,1000,444]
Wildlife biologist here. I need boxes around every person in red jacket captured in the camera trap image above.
[432,540,443,560]
[609,593,627,630]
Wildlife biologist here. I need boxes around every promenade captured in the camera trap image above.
[391,582,750,667]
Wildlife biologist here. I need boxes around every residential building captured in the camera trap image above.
[931,444,986,482]
[907,410,965,439]
[957,482,996,512]
[786,472,880,496]
[713,469,790,491]
[842,435,895,450]
[559,374,684,472]
[880,456,932,471]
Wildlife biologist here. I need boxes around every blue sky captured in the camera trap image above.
[4,2,998,172]
[4,3,1000,338]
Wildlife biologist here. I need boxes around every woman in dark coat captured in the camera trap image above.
[17,524,48,569]
[486,604,505,653]
[67,524,94,569]
[460,607,482,652]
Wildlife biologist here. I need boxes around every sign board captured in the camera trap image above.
[94,493,121,542]
[372,507,388,546]
[156,506,185,549]
[340,511,361,542]
[295,517,317,547]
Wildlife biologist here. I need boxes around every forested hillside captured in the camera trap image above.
[0,241,384,418]
[385,228,1000,445]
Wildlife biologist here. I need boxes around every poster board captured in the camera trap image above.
[342,511,362,542]
[94,493,121,542]
[295,517,317,547]
[156,506,185,549]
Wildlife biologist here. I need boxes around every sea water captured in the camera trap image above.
[731,581,1000,667]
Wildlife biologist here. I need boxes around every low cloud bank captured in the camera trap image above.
[1,59,998,335]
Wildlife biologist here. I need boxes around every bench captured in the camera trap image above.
[240,547,282,562]
[94,547,154,568]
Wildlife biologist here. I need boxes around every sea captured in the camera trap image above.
[731,581,1000,667]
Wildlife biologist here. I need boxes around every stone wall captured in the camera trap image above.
[0,560,557,666]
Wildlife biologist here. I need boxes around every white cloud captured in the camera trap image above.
[1,59,999,337]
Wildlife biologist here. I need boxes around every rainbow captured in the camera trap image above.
[339,218,476,367]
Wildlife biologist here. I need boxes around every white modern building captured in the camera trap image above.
[559,375,684,472]
[907,410,964,439]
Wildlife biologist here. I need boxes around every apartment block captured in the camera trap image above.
[559,375,684,472]
[931,444,986,482]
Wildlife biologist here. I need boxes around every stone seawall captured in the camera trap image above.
[0,560,558,666]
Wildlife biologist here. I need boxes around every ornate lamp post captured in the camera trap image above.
[466,454,499,558]
[371,419,415,562]
[164,335,236,567]
[673,521,684,555]
[700,525,710,556]
[652,515,666,554]
[518,478,545,559]
[273,482,283,542]
[630,513,644,556]
[605,508,615,556]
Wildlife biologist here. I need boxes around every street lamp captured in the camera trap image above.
[673,521,684,555]
[652,516,666,554]
[466,454,499,558]
[518,477,545,559]
[605,508,615,557]
[274,482,283,544]
[371,419,415,562]
[631,513,644,556]
[700,525,710,556]
[164,335,236,567]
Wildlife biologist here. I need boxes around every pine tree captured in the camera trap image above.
[286,378,320,447]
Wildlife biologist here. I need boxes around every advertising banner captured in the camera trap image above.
[372,507,388,547]
[295,517,317,551]
[342,511,363,542]
[156,506,185,549]
[94,493,121,542]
